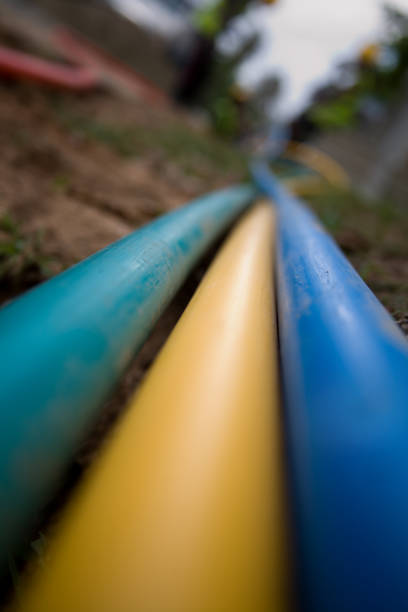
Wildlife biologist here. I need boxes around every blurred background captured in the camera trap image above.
[0,0,408,377]
[1,0,408,315]
[1,0,408,600]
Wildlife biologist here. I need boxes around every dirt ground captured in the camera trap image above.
[0,83,243,280]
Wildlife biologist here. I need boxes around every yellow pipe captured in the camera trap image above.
[283,175,324,196]
[17,202,289,612]
[285,141,350,189]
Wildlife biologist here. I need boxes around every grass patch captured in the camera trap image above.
[0,214,56,300]
[55,107,246,181]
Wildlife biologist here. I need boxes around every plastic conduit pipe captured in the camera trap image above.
[252,161,408,612]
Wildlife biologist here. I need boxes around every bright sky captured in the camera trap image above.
[113,0,408,119]
[238,0,408,118]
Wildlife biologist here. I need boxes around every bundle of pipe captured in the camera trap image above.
[4,160,408,612]
[0,185,255,572]
[253,161,408,612]
[17,203,289,612]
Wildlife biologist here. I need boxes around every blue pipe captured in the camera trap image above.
[0,184,255,568]
[253,161,408,612]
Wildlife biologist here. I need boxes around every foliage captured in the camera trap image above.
[194,0,254,39]
[202,32,268,137]
[307,4,408,130]
[0,214,54,289]
[309,93,358,129]
[192,1,280,137]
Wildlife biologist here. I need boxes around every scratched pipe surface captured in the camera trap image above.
[0,185,255,571]
[253,162,408,612]
[17,202,289,612]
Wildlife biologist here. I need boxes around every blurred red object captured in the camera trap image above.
[0,44,98,91]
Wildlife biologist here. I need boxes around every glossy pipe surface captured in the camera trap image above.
[0,185,255,569]
[253,161,408,612]
[18,203,289,612]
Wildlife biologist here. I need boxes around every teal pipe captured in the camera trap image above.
[0,185,255,570]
